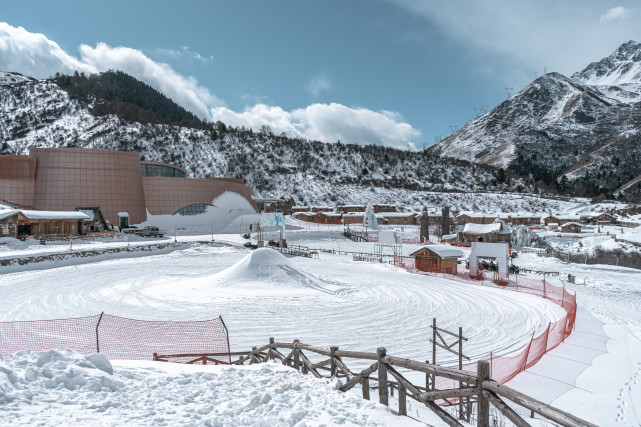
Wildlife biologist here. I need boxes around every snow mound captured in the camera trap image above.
[0,350,120,404]
[209,248,327,293]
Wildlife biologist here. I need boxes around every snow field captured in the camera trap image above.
[1,349,418,426]
[0,243,564,366]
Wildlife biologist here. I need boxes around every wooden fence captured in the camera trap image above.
[231,339,595,427]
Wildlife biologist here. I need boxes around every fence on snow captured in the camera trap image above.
[0,313,231,365]
[393,256,577,385]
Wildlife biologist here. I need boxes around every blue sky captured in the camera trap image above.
[1,1,640,150]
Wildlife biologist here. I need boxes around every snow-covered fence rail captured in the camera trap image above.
[233,339,595,427]
[0,313,231,365]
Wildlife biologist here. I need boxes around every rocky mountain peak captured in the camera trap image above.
[572,40,641,86]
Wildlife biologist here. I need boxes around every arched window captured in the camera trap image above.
[173,204,209,216]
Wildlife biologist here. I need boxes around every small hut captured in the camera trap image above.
[560,222,582,233]
[75,207,109,233]
[410,246,464,274]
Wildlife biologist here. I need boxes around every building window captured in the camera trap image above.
[173,204,209,216]
[140,164,185,178]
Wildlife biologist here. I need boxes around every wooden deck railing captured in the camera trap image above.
[231,338,596,427]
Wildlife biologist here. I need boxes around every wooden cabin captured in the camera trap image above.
[410,246,464,275]
[317,212,343,224]
[311,206,334,213]
[291,206,310,214]
[337,205,367,214]
[544,214,581,226]
[0,209,19,238]
[459,222,511,243]
[560,222,582,233]
[374,204,397,213]
[6,209,90,238]
[508,213,542,225]
[292,212,319,223]
[379,212,418,225]
[581,212,616,224]
[455,213,498,225]
[75,207,109,233]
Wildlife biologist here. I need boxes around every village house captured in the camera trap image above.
[74,207,110,233]
[311,206,334,213]
[292,212,319,223]
[291,205,310,214]
[410,246,464,275]
[580,212,617,224]
[459,221,511,243]
[543,214,581,226]
[337,204,367,214]
[0,209,89,238]
[507,213,542,226]
[560,222,582,233]
[455,212,498,225]
[342,212,385,225]
[379,212,418,225]
[373,204,397,213]
[317,212,343,224]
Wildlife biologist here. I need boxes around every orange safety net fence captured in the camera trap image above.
[395,257,577,387]
[0,313,231,365]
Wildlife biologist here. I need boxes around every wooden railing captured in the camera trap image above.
[232,339,596,427]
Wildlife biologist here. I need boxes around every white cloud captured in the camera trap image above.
[157,46,214,62]
[0,22,421,148]
[387,1,641,77]
[0,22,222,119]
[306,73,332,97]
[210,103,421,150]
[600,6,630,22]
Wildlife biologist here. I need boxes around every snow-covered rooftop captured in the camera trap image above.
[379,212,417,218]
[0,209,19,220]
[547,213,581,220]
[20,210,90,220]
[561,222,582,228]
[410,245,464,258]
[462,223,502,234]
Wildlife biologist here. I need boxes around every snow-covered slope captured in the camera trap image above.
[430,41,641,200]
[0,71,538,208]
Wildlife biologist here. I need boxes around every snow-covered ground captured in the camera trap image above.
[1,223,641,425]
[1,349,419,426]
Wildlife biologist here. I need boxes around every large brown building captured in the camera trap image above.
[0,148,257,227]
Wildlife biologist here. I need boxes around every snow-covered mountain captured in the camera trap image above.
[0,70,533,208]
[430,41,641,200]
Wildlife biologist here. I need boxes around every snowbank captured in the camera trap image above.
[1,350,416,426]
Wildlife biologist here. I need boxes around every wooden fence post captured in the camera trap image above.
[330,346,338,377]
[377,347,388,406]
[293,339,300,371]
[398,383,407,416]
[477,360,490,427]
[266,337,274,361]
[362,377,370,400]
[251,346,257,365]
[432,318,437,390]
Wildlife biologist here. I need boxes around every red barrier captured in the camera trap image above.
[395,257,577,387]
[0,313,231,365]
